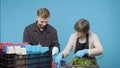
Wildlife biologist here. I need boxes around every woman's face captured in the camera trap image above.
[77,32,86,38]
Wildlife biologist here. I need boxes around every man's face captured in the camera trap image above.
[37,17,49,29]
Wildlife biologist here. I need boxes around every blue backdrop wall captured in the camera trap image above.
[1,0,120,68]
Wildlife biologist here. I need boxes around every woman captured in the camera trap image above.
[55,18,104,67]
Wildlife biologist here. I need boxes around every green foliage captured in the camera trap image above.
[72,58,96,66]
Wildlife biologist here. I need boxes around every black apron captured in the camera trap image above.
[75,34,96,60]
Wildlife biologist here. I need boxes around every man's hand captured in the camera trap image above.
[55,52,62,68]
[52,47,59,56]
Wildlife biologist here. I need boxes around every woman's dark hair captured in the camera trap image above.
[74,18,90,34]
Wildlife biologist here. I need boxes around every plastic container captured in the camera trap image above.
[38,46,49,53]
[0,44,52,68]
[0,54,15,68]
[31,46,38,54]
[25,45,32,54]
[60,59,66,66]
[14,45,22,55]
[6,46,15,54]
[27,49,52,68]
[14,55,27,68]
[2,45,7,55]
[22,42,29,45]
[0,54,27,68]
[21,45,27,55]
[60,59,66,68]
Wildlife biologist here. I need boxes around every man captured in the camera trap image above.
[23,8,60,55]
[55,18,104,68]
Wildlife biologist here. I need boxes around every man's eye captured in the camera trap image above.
[40,21,48,23]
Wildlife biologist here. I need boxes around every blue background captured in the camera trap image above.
[1,0,120,68]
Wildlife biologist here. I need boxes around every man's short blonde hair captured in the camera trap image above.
[37,8,50,18]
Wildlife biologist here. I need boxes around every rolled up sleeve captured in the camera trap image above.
[62,34,75,58]
[51,30,60,51]
[88,34,104,56]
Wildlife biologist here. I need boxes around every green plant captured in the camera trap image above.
[72,58,96,66]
